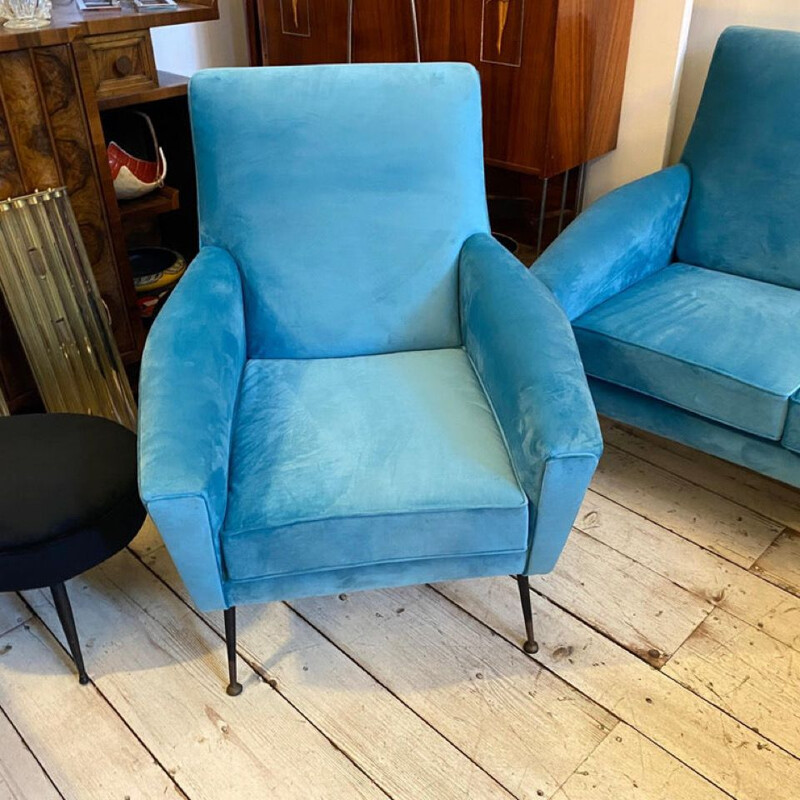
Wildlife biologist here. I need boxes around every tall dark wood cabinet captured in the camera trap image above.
[0,2,219,411]
[247,0,634,253]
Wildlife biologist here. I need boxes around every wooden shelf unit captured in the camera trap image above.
[118,185,180,222]
[99,70,190,111]
[0,2,218,411]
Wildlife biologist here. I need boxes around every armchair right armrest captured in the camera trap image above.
[534,165,691,320]
[138,246,246,611]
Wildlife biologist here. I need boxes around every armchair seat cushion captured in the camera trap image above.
[221,348,528,582]
[574,263,800,440]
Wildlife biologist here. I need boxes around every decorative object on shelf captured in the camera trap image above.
[133,0,178,11]
[0,188,137,429]
[108,111,167,201]
[130,246,187,293]
[76,0,121,11]
[0,0,51,29]
[129,246,187,319]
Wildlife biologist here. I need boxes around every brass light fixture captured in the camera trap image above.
[0,188,136,428]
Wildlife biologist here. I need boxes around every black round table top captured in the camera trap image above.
[0,413,145,592]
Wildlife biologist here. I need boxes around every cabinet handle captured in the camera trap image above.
[114,56,133,77]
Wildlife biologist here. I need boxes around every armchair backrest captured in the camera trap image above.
[677,26,800,290]
[189,63,489,359]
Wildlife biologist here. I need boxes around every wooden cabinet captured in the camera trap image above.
[247,0,634,255]
[0,2,218,411]
[248,0,634,178]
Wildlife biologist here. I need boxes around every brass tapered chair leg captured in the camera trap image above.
[224,606,243,696]
[515,575,539,655]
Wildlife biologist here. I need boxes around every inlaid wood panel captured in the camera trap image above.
[253,0,634,177]
[258,0,350,65]
[0,51,61,190]
[364,0,559,175]
[0,104,25,199]
[0,48,137,352]
[0,45,143,406]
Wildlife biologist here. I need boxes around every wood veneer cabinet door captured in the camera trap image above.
[251,0,633,177]
[352,0,419,62]
[257,0,351,64]
[0,45,142,407]
[258,0,420,65]
[418,0,559,176]
[545,0,634,175]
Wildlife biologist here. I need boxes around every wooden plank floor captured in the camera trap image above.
[2,419,800,799]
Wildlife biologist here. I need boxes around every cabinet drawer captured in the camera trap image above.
[85,31,157,100]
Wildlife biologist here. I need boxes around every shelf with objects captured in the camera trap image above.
[0,1,218,413]
[101,95,196,334]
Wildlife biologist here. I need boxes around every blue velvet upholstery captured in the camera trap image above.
[460,233,602,572]
[535,166,690,321]
[575,264,800,440]
[222,349,528,582]
[783,391,800,455]
[138,64,600,612]
[590,379,800,488]
[677,27,800,289]
[534,26,800,489]
[190,63,488,359]
[139,247,245,609]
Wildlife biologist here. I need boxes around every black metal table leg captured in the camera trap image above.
[50,582,89,685]
[515,575,539,655]
[224,606,243,696]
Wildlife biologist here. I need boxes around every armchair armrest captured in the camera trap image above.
[138,246,246,610]
[534,165,691,320]
[460,233,603,572]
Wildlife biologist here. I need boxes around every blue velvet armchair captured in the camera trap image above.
[535,26,800,489]
[138,63,601,694]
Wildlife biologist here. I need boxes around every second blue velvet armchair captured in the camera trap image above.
[138,63,601,694]
[534,26,800,490]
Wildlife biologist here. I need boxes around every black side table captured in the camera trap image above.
[0,414,145,684]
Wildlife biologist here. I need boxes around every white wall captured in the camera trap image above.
[669,0,800,162]
[582,0,694,206]
[151,0,249,75]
